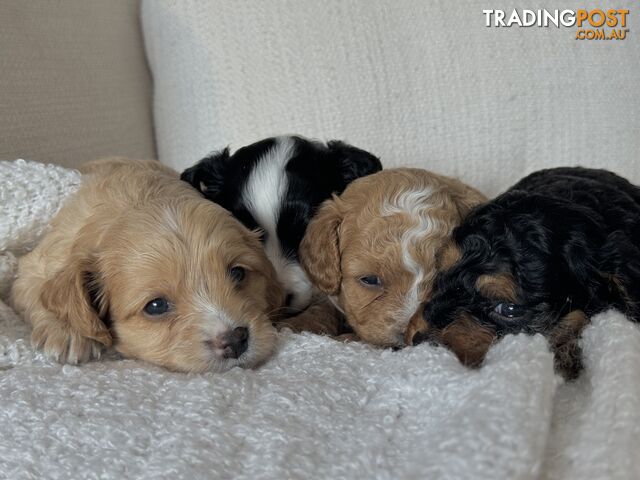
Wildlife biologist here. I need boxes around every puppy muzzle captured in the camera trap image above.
[208,326,249,359]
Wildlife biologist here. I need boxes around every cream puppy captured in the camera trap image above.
[11,158,284,372]
[299,168,487,347]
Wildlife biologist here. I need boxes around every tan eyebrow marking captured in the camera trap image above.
[475,273,518,302]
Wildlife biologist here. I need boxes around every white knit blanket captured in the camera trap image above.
[1,160,639,479]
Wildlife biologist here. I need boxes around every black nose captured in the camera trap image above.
[224,327,249,359]
[284,294,294,307]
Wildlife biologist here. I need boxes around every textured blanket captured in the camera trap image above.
[1,160,639,479]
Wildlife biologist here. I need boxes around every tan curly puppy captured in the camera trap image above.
[298,168,486,347]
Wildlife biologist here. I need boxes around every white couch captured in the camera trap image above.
[143,0,639,196]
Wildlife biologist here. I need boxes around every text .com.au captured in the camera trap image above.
[483,9,629,40]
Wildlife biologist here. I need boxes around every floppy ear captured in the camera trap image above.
[327,140,382,186]
[599,230,640,318]
[40,254,112,347]
[299,197,344,295]
[560,232,606,304]
[180,148,231,199]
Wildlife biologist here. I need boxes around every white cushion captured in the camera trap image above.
[0,0,156,168]
[142,0,639,196]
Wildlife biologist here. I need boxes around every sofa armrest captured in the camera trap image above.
[0,0,156,169]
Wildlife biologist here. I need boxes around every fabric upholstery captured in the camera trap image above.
[0,0,156,169]
[142,0,638,196]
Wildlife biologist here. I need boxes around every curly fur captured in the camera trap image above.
[416,167,640,378]
[301,168,487,347]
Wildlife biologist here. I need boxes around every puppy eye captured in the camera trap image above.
[493,303,525,318]
[229,266,246,284]
[359,275,382,287]
[144,298,171,316]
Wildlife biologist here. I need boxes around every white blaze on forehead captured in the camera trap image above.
[380,188,439,324]
[242,136,294,234]
[241,137,313,309]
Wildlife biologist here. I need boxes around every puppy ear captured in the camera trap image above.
[561,232,607,304]
[180,148,231,199]
[599,231,640,318]
[327,140,382,186]
[299,197,343,295]
[40,254,112,347]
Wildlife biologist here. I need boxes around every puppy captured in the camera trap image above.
[180,135,382,313]
[413,167,640,379]
[10,158,284,373]
[299,168,487,347]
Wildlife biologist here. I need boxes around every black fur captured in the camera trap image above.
[181,136,382,252]
[418,167,640,378]
[181,135,382,310]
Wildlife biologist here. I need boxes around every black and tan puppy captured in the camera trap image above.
[413,167,640,378]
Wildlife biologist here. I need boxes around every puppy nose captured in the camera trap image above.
[223,327,249,359]
[412,331,428,345]
[284,294,294,307]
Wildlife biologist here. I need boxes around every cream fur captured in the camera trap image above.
[10,158,283,372]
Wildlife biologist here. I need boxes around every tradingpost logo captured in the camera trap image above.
[483,9,629,40]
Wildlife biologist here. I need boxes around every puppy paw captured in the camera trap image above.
[553,339,584,380]
[334,333,360,343]
[276,316,342,336]
[274,320,302,333]
[276,303,345,336]
[32,321,104,364]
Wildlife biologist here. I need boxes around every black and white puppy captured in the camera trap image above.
[181,135,382,312]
